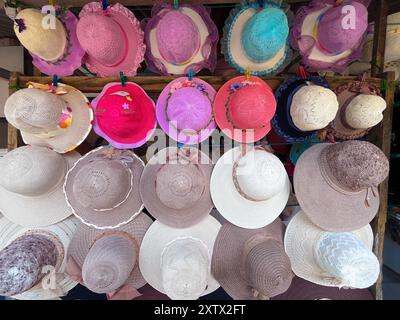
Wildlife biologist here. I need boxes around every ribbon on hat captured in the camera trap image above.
[14,18,26,33]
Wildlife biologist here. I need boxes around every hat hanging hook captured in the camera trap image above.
[101,0,108,13]
[120,71,127,87]
[245,67,251,80]
[188,68,194,81]
[49,0,54,6]
[297,66,307,80]
[257,0,265,9]
[52,74,60,87]
[173,0,179,10]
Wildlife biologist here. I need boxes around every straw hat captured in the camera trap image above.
[213,76,276,143]
[291,0,369,73]
[272,76,338,143]
[91,82,156,149]
[284,211,379,289]
[0,215,79,300]
[0,146,79,227]
[13,8,85,76]
[140,147,213,228]
[294,141,389,232]
[222,1,292,76]
[139,216,221,300]
[156,77,217,145]
[67,213,152,300]
[144,2,218,75]
[210,146,291,229]
[77,2,145,77]
[212,218,293,300]
[5,82,93,154]
[63,147,144,229]
[328,79,386,140]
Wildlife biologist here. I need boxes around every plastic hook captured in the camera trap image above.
[120,71,127,87]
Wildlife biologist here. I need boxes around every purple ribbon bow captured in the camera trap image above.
[15,19,26,33]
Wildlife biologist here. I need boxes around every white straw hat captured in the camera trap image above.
[210,146,291,229]
[139,216,221,300]
[0,146,80,227]
[0,215,79,300]
[284,211,379,289]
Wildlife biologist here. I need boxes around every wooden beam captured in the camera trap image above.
[7,72,19,151]
[371,0,389,77]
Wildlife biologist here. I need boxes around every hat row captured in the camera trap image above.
[14,0,371,77]
[4,74,387,154]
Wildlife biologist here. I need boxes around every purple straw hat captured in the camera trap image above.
[156,77,217,145]
[291,0,370,73]
[144,2,218,75]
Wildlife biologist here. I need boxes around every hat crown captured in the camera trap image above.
[5,88,66,135]
[323,141,389,192]
[82,235,136,294]
[318,2,368,53]
[77,14,126,66]
[315,232,379,288]
[290,85,339,131]
[0,146,66,196]
[235,150,286,201]
[244,240,292,297]
[161,237,209,300]
[14,9,67,61]
[345,94,386,129]
[242,8,289,62]
[167,87,212,131]
[72,159,132,210]
[229,85,276,129]
[156,10,200,65]
[0,234,58,296]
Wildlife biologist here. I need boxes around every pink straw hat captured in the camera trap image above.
[140,146,213,228]
[156,77,217,145]
[77,2,145,77]
[66,213,153,300]
[211,218,293,300]
[294,141,389,232]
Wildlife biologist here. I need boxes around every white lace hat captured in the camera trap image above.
[210,146,291,229]
[0,146,80,227]
[139,216,221,300]
[284,211,379,289]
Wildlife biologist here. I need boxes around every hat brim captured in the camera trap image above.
[91,82,157,149]
[211,219,288,299]
[210,147,291,229]
[79,2,145,77]
[68,212,153,291]
[64,147,144,229]
[272,276,374,300]
[156,77,217,144]
[31,10,85,77]
[0,151,80,227]
[140,147,213,228]
[21,83,93,154]
[294,143,379,232]
[0,215,79,300]
[284,211,373,288]
[213,76,274,143]
[222,4,291,76]
[139,216,221,297]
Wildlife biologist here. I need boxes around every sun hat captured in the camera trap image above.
[212,218,293,300]
[291,0,370,73]
[210,146,291,229]
[294,140,389,232]
[222,1,293,76]
[0,215,79,300]
[156,77,217,145]
[4,82,93,154]
[144,2,218,76]
[327,78,386,140]
[139,216,221,300]
[272,76,338,143]
[140,146,213,228]
[91,82,156,149]
[213,76,276,143]
[273,276,374,300]
[13,8,85,76]
[284,211,379,289]
[0,146,80,227]
[66,212,152,300]
[63,146,144,229]
[76,2,145,77]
